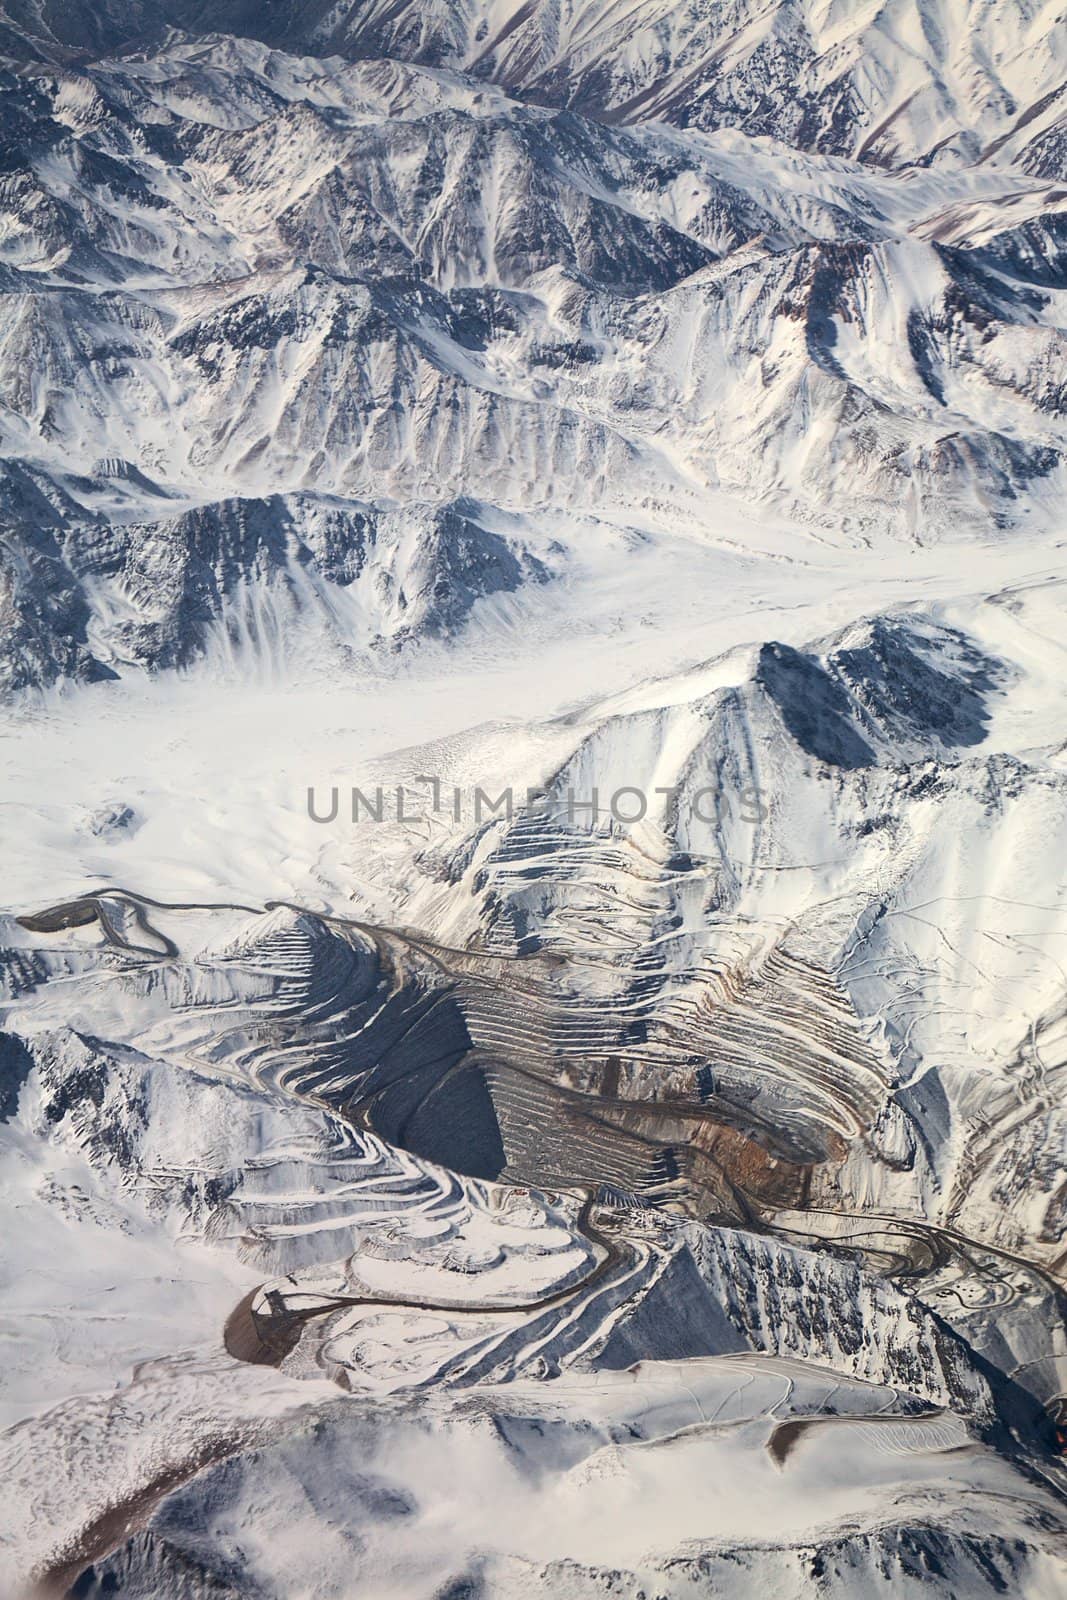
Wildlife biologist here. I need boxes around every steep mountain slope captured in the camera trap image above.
[3,1,1065,171]
[0,28,1063,691]
[0,6,1065,1599]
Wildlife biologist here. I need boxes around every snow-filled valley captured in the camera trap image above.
[0,4,1066,1598]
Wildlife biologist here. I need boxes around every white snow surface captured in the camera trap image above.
[0,8,1065,1600]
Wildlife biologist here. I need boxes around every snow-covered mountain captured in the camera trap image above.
[0,15,1063,688]
[0,5,1065,1599]
[3,1,1065,167]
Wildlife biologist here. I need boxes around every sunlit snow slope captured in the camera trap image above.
[0,5,1065,1599]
